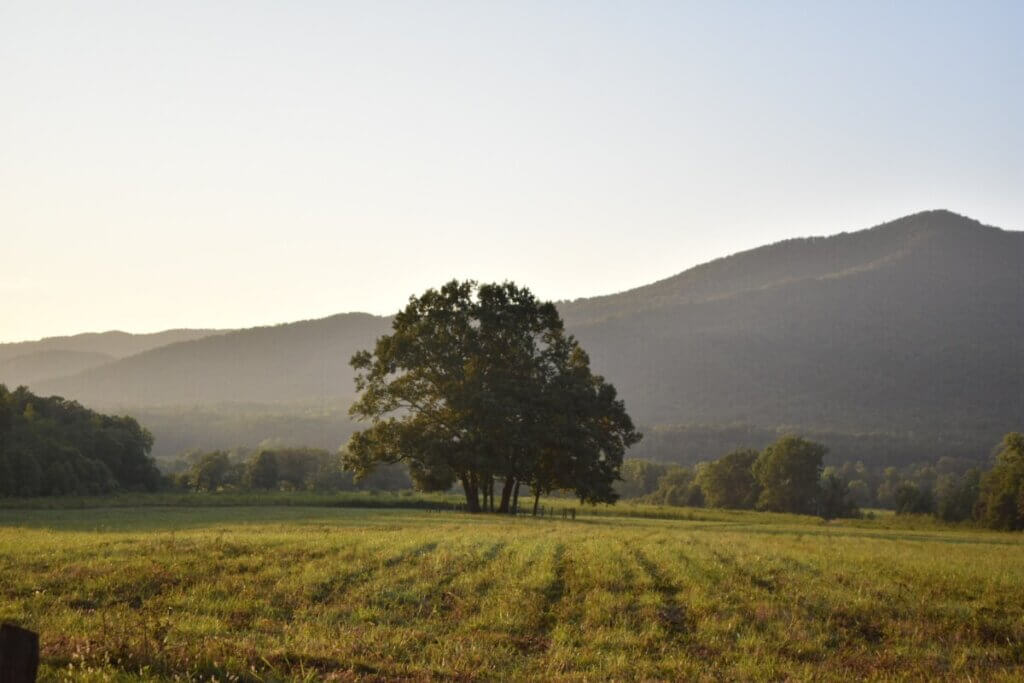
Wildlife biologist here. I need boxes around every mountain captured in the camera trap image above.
[560,209,1024,437]
[0,350,116,387]
[34,313,390,407]
[17,210,1024,462]
[0,329,224,364]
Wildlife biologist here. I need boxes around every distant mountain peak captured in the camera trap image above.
[558,209,1018,328]
[870,209,996,236]
[0,329,226,364]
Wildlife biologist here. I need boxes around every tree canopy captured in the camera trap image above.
[753,436,827,515]
[344,280,641,513]
[696,448,761,509]
[976,433,1024,530]
[0,384,160,496]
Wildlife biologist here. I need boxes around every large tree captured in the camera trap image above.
[344,280,641,513]
[753,436,826,515]
[696,448,761,509]
[975,433,1024,530]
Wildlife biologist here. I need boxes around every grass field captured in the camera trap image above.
[1,504,1023,680]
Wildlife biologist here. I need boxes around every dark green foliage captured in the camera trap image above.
[0,384,160,496]
[696,448,761,509]
[167,446,411,493]
[643,466,703,507]
[935,469,981,522]
[975,433,1024,530]
[818,472,860,520]
[642,438,858,518]
[192,451,240,492]
[893,482,935,515]
[345,281,641,513]
[629,424,987,475]
[753,436,826,515]
[845,479,872,507]
[246,450,279,490]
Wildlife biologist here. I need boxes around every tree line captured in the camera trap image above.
[617,432,1024,529]
[618,435,858,519]
[882,432,1024,530]
[164,447,410,493]
[0,384,161,496]
[628,423,995,475]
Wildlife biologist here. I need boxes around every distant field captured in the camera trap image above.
[1,505,1022,680]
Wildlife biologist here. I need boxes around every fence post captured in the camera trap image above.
[0,623,39,683]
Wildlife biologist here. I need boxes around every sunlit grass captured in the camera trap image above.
[0,505,1022,680]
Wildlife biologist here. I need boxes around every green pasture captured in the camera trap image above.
[0,504,1022,680]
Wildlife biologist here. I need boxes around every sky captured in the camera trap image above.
[2,1,1022,343]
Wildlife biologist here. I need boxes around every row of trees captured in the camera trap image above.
[167,447,411,493]
[883,433,1024,529]
[620,436,859,519]
[818,457,982,512]
[627,423,992,476]
[619,432,1024,529]
[344,281,641,513]
[973,433,1024,530]
[0,384,161,496]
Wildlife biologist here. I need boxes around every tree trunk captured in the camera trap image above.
[512,481,521,514]
[461,474,480,513]
[488,478,496,512]
[533,490,541,516]
[498,477,515,513]
[473,472,483,512]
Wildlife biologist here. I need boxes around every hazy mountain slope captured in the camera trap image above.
[0,350,115,387]
[26,209,1024,461]
[559,210,1003,325]
[569,210,1024,437]
[577,219,1024,432]
[36,313,391,407]
[0,329,224,363]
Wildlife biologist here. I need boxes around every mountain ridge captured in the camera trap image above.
[558,209,1009,325]
[0,328,227,363]
[6,209,1022,463]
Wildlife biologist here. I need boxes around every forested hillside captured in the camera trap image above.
[8,210,1022,465]
[565,210,1024,440]
[0,384,161,495]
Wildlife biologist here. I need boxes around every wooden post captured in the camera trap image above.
[0,623,39,683]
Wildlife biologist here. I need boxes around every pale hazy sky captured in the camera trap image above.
[2,1,1022,343]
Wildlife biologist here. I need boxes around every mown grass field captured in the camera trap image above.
[1,504,1022,681]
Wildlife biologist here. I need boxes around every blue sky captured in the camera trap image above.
[2,1,1021,341]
